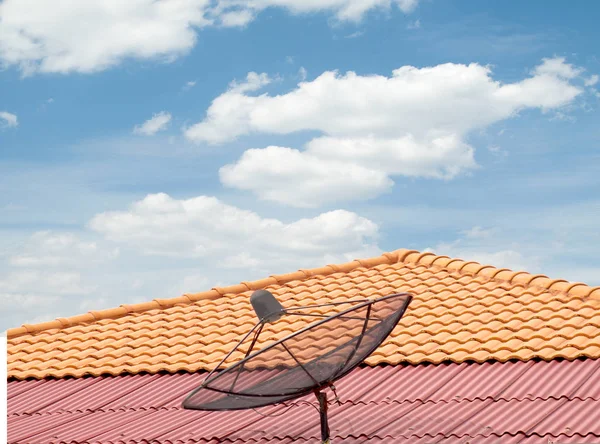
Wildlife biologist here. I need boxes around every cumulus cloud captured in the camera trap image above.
[184,72,272,143]
[198,58,586,206]
[189,59,584,144]
[0,0,420,75]
[532,56,582,79]
[0,0,211,75]
[89,192,380,263]
[228,71,271,93]
[304,134,476,179]
[133,112,172,136]
[220,145,393,207]
[0,111,18,128]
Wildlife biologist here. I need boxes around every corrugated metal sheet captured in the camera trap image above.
[7,358,600,443]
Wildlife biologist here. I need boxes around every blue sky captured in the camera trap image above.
[1,0,599,331]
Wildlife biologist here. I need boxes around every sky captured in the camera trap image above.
[1,0,599,331]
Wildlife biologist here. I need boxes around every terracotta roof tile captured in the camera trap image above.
[7,248,600,379]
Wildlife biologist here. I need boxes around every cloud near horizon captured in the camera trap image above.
[89,192,381,264]
[0,195,381,329]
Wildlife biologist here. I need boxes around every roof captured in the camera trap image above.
[8,359,600,443]
[7,248,600,380]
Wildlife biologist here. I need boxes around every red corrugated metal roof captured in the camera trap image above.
[8,358,600,443]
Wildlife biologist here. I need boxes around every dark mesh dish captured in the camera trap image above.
[183,293,412,411]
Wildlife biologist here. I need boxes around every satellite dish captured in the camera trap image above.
[183,291,412,443]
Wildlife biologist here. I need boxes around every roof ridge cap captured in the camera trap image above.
[396,249,600,299]
[6,250,403,340]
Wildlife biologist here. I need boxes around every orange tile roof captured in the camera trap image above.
[7,249,600,380]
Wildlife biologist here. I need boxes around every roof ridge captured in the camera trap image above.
[7,248,600,340]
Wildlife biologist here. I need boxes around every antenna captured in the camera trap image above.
[183,290,412,443]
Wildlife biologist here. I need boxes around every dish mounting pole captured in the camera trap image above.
[315,390,330,444]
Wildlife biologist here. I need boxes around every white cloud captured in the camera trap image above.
[216,0,421,22]
[228,71,271,93]
[79,297,110,312]
[183,80,197,91]
[189,58,583,144]
[133,111,172,136]
[0,270,94,296]
[8,231,118,268]
[407,19,420,30]
[0,231,118,327]
[0,0,419,75]
[0,0,212,75]
[461,226,494,239]
[550,110,576,122]
[220,145,393,207]
[184,72,272,143]
[218,252,261,269]
[219,9,255,27]
[345,30,365,39]
[169,274,210,295]
[298,66,307,81]
[584,74,599,87]
[488,144,508,158]
[0,111,18,128]
[533,56,583,79]
[200,58,583,206]
[0,293,60,311]
[396,0,419,13]
[37,98,54,112]
[89,192,380,261]
[304,134,476,179]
